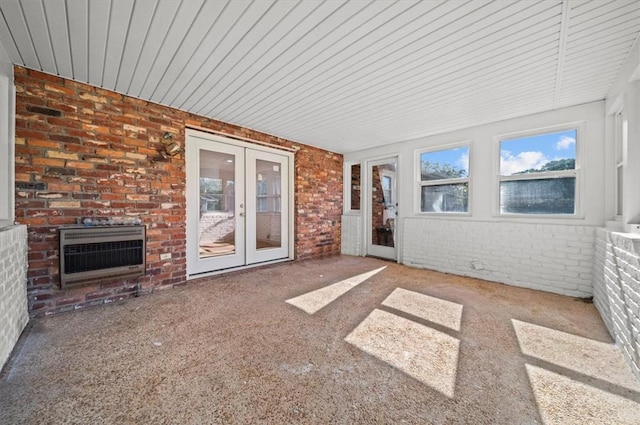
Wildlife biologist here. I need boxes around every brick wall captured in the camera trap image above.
[402,218,595,297]
[592,228,640,382]
[0,224,28,371]
[592,228,613,332]
[14,67,342,316]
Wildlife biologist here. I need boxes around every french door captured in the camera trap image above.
[186,130,291,277]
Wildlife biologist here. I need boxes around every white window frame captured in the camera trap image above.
[343,161,362,214]
[416,142,471,215]
[0,74,15,226]
[614,110,627,218]
[495,123,584,219]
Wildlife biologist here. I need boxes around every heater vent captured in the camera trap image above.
[59,225,146,289]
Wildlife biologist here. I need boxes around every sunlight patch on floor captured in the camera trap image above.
[285,267,386,314]
[526,364,640,425]
[345,309,459,398]
[512,319,640,392]
[382,288,462,331]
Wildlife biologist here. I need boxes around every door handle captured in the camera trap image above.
[239,212,245,217]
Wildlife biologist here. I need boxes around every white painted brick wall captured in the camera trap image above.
[402,218,594,298]
[341,214,362,256]
[0,224,28,371]
[593,228,640,382]
[592,228,613,333]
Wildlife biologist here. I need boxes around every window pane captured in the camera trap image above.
[421,183,468,213]
[350,164,361,210]
[420,146,469,181]
[500,178,575,214]
[500,129,576,176]
[617,166,623,216]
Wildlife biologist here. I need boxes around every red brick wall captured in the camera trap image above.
[14,67,343,316]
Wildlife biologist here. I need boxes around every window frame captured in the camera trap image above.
[416,141,471,216]
[0,74,14,226]
[344,161,362,214]
[614,110,627,218]
[494,123,584,219]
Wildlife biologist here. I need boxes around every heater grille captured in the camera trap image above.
[59,225,146,289]
[63,240,144,274]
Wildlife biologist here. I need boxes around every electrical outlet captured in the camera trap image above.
[471,260,484,270]
[160,253,171,261]
[628,224,640,234]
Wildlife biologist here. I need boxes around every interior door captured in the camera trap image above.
[187,138,246,274]
[367,158,398,260]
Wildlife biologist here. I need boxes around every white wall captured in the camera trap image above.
[0,37,26,372]
[604,38,640,229]
[592,36,640,385]
[341,214,362,256]
[403,219,594,297]
[343,101,605,297]
[592,229,640,382]
[0,225,28,371]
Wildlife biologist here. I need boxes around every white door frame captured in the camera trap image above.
[365,156,398,260]
[186,129,295,279]
[245,148,290,264]
[186,138,245,274]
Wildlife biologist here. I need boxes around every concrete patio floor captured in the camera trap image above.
[1,256,639,424]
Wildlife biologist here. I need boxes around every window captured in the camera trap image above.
[199,177,224,212]
[257,180,268,212]
[615,111,627,217]
[344,163,361,212]
[419,145,469,213]
[499,128,578,215]
[350,163,361,210]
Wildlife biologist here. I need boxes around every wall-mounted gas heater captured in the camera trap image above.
[59,225,146,289]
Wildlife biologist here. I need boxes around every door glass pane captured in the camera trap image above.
[255,159,282,250]
[199,150,236,258]
[371,163,396,247]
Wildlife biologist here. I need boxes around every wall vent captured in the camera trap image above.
[59,226,146,289]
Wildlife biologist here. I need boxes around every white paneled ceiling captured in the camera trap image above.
[0,0,638,153]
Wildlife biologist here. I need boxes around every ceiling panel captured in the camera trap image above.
[102,1,135,88]
[149,0,242,104]
[1,0,39,68]
[137,0,205,99]
[114,0,158,93]
[21,0,56,72]
[0,0,638,154]
[174,0,323,112]
[86,0,107,85]
[125,0,181,96]
[165,0,276,109]
[67,0,88,82]
[42,0,72,77]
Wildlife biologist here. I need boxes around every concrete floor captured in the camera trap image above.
[1,256,639,424]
